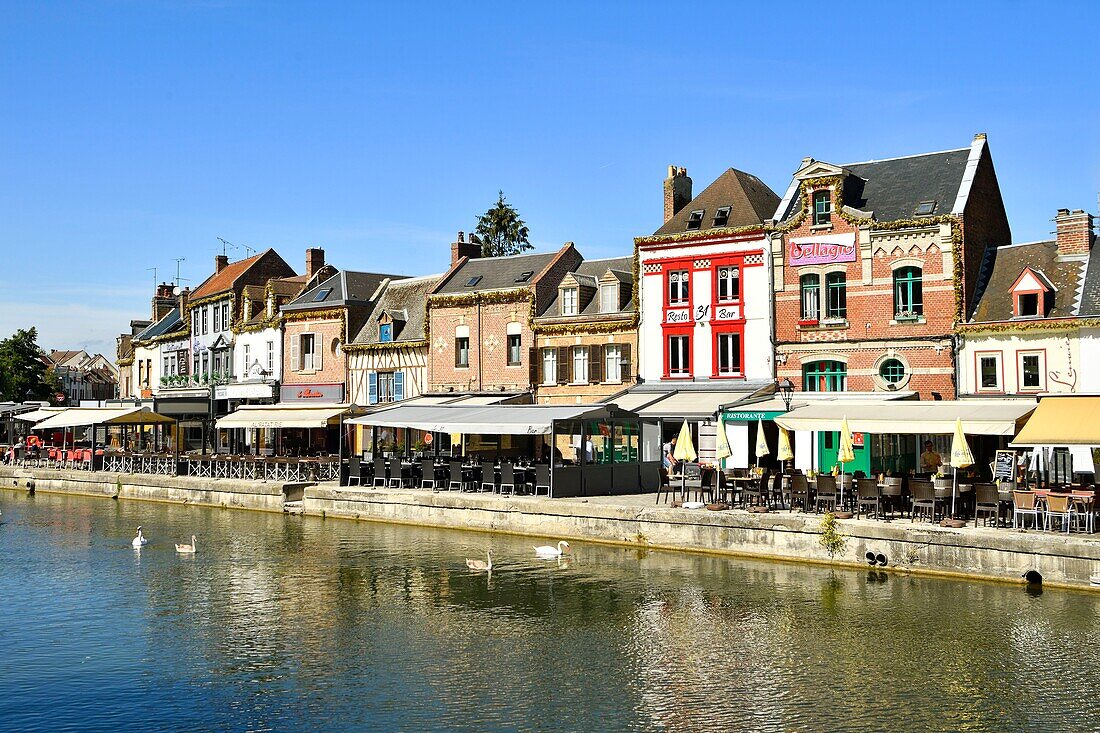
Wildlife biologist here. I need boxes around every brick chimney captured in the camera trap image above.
[152,282,175,321]
[663,165,692,223]
[451,231,482,267]
[178,287,189,323]
[1054,208,1094,257]
[215,254,229,273]
[306,247,325,279]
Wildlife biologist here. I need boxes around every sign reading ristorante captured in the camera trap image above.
[787,233,857,266]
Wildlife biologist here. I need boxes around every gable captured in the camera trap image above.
[1011,267,1052,294]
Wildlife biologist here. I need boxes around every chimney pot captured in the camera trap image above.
[305,247,325,279]
[451,232,482,266]
[1054,208,1095,257]
[215,254,229,273]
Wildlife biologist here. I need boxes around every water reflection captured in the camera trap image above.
[0,489,1098,733]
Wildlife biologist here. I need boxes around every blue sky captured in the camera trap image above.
[2,1,1098,354]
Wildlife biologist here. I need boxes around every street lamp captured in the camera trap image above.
[776,377,795,412]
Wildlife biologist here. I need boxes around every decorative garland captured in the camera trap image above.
[534,319,634,336]
[958,317,1100,334]
[116,357,134,367]
[634,222,770,246]
[428,288,530,309]
[343,339,428,354]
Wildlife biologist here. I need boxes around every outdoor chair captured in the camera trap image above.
[656,466,683,505]
[479,461,497,493]
[813,475,838,513]
[497,461,516,495]
[373,458,388,488]
[744,471,768,508]
[387,458,404,488]
[790,474,811,512]
[973,483,1000,527]
[771,472,785,510]
[447,461,464,491]
[695,467,716,504]
[882,477,905,518]
[856,478,882,519]
[419,459,436,490]
[1012,490,1043,530]
[1044,493,1076,534]
[910,479,943,523]
[533,464,551,497]
[1071,490,1096,533]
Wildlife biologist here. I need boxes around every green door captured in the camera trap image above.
[817,431,871,475]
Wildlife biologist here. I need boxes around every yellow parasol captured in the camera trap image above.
[715,413,731,468]
[754,419,770,464]
[837,416,855,506]
[777,427,794,463]
[949,417,973,517]
[673,420,696,462]
[450,432,463,457]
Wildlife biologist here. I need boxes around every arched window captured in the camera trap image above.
[803,360,846,392]
[894,266,923,317]
[800,274,820,321]
[879,358,905,384]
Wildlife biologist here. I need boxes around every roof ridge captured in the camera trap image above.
[842,146,970,168]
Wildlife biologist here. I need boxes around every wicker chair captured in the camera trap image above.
[973,483,1000,527]
[855,478,882,519]
[813,475,837,513]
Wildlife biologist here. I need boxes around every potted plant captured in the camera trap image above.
[895,310,920,322]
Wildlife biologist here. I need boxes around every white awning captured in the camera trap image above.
[13,407,66,423]
[775,400,1036,437]
[635,390,761,420]
[217,403,349,429]
[347,403,633,435]
[33,407,175,429]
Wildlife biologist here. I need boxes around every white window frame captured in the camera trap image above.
[604,344,622,383]
[599,283,618,314]
[1018,351,1044,392]
[266,340,275,373]
[572,346,589,384]
[542,347,557,386]
[377,371,396,403]
[301,333,316,372]
[977,352,1002,392]
[561,287,579,316]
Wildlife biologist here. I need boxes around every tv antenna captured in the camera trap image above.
[173,258,190,293]
[217,236,234,256]
[146,266,157,289]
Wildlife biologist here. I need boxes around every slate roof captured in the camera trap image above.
[778,148,972,223]
[350,274,443,345]
[283,270,406,311]
[434,250,560,294]
[654,168,780,236]
[969,240,1087,322]
[1080,250,1100,316]
[538,256,636,318]
[134,307,184,341]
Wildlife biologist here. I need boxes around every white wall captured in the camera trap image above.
[959,330,1079,396]
[235,327,282,383]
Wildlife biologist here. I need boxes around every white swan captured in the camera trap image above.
[131,526,148,548]
[175,535,197,554]
[534,540,570,558]
[466,549,492,572]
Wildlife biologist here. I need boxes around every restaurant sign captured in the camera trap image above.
[721,410,785,422]
[787,233,857,266]
[280,383,344,403]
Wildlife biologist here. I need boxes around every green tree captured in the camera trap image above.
[0,328,60,403]
[474,190,532,257]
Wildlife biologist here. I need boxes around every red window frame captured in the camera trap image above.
[712,259,742,307]
[665,268,691,309]
[664,326,692,379]
[711,325,745,379]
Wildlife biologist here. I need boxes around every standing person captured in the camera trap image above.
[920,441,943,475]
[663,437,678,473]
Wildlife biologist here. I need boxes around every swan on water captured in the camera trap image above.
[175,535,197,554]
[534,540,570,558]
[131,526,148,548]
[466,549,492,572]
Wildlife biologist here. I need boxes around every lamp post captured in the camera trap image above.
[776,377,794,412]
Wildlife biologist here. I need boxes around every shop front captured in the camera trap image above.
[279,383,345,404]
[154,391,212,453]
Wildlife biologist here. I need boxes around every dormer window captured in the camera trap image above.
[379,323,393,342]
[813,190,832,226]
[713,206,731,227]
[915,200,937,216]
[561,287,578,316]
[1010,267,1053,319]
[599,282,618,314]
[686,210,704,230]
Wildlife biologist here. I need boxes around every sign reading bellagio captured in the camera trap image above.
[787,233,857,266]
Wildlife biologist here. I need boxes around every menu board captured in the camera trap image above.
[993,450,1016,482]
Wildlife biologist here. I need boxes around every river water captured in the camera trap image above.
[1,489,1098,733]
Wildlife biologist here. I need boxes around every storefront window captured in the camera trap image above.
[612,421,639,463]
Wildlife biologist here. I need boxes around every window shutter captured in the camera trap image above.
[455,340,462,368]
[368,372,378,405]
[529,347,539,385]
[557,346,569,384]
[314,333,323,370]
[589,345,603,384]
[290,337,300,372]
[394,371,404,402]
[620,344,631,381]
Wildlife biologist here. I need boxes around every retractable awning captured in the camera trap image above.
[775,400,1035,437]
[13,407,66,423]
[347,403,637,436]
[33,407,175,430]
[216,404,349,429]
[1011,396,1100,446]
[603,385,766,421]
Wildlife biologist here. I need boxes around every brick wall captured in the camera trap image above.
[959,142,1011,315]
[282,318,346,387]
[778,340,955,398]
[428,299,536,393]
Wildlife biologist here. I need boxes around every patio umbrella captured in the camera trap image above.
[950,417,974,518]
[673,420,697,495]
[777,427,794,471]
[755,419,770,467]
[837,416,855,507]
[715,413,731,468]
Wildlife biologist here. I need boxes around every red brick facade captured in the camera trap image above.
[428,299,536,393]
[282,317,347,401]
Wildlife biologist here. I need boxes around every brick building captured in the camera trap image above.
[426,235,582,399]
[771,134,1011,400]
[532,255,637,405]
[280,269,406,405]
